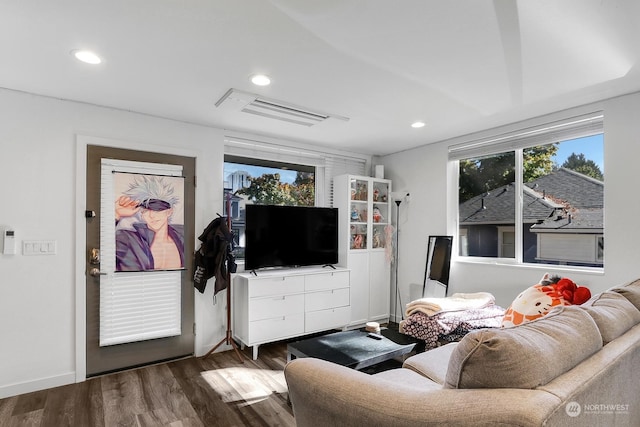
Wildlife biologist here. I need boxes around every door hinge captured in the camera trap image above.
[193,323,196,335]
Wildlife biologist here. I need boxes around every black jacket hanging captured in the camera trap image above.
[193,217,237,295]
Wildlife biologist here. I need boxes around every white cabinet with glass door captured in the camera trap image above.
[333,174,392,327]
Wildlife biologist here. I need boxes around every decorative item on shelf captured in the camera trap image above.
[372,228,381,248]
[357,182,367,200]
[381,193,387,202]
[372,206,383,223]
[350,187,356,200]
[361,208,368,222]
[373,187,380,201]
[352,234,365,249]
[374,165,384,179]
[351,206,360,221]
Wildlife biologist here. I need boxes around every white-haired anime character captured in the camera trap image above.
[114,174,184,271]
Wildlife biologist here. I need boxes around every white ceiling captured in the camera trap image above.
[2,0,639,156]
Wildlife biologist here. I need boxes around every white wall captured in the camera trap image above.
[0,88,229,398]
[381,91,640,315]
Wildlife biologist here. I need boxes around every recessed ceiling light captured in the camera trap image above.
[411,121,426,128]
[71,49,102,65]
[251,74,271,86]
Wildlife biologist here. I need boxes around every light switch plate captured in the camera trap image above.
[23,240,57,255]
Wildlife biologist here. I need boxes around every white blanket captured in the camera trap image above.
[405,292,495,317]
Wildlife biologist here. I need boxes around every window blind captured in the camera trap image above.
[99,159,182,347]
[325,155,366,207]
[448,112,604,160]
[224,137,326,166]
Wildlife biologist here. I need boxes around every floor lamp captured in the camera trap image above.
[393,198,402,326]
[203,195,244,363]
[390,191,409,325]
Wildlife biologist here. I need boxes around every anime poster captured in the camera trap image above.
[113,172,185,272]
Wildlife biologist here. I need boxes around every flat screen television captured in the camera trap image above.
[244,204,339,271]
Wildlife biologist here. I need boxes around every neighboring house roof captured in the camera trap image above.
[459,168,603,232]
[531,208,602,232]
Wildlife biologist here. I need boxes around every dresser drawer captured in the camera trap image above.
[305,306,350,333]
[248,275,305,298]
[305,288,349,312]
[250,293,304,322]
[249,313,305,343]
[305,271,350,292]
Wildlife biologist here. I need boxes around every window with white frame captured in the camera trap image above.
[451,112,604,268]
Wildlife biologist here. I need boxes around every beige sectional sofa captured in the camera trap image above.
[284,279,640,426]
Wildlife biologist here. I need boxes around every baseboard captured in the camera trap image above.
[390,313,404,324]
[0,372,76,399]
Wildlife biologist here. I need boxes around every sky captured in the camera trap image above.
[553,134,604,173]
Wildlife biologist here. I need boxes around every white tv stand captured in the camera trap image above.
[232,266,350,360]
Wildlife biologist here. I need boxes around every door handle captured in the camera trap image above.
[89,268,107,277]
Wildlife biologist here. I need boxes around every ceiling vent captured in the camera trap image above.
[215,88,349,127]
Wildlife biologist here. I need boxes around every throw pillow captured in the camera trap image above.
[501,273,591,328]
[445,306,602,389]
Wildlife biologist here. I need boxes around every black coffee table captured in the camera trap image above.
[287,328,418,371]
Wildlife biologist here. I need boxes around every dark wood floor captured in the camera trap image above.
[0,342,294,427]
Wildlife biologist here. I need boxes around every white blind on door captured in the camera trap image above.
[99,159,183,347]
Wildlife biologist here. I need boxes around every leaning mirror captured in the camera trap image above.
[422,235,453,298]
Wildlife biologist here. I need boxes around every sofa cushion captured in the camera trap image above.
[372,367,442,390]
[581,291,640,344]
[610,278,640,310]
[402,342,458,384]
[444,306,602,389]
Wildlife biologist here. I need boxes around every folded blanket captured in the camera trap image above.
[405,292,495,317]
